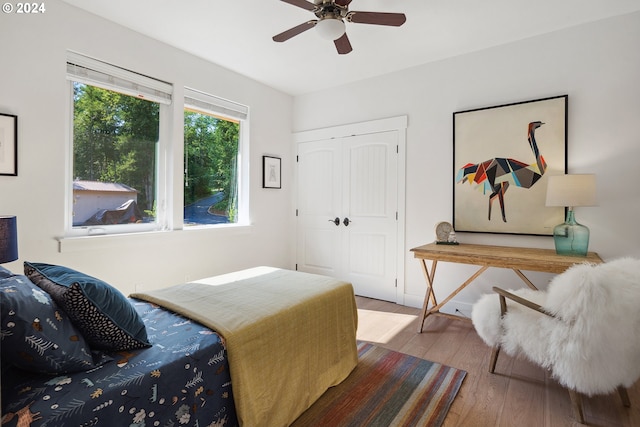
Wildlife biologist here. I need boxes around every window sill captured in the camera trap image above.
[57,224,253,253]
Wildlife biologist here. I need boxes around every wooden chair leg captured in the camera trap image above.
[489,345,500,373]
[618,386,631,407]
[568,389,585,424]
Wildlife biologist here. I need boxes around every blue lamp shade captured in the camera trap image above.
[0,216,18,263]
[545,175,597,257]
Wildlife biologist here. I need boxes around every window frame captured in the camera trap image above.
[63,52,250,239]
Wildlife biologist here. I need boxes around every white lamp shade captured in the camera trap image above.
[545,174,597,207]
[315,18,346,40]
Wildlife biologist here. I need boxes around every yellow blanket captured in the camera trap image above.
[131,267,358,427]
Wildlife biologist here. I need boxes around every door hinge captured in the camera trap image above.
[395,278,397,288]
[296,209,298,217]
[295,264,298,271]
[296,155,299,162]
[396,211,398,220]
[396,145,399,154]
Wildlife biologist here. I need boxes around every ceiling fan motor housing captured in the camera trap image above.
[314,1,348,20]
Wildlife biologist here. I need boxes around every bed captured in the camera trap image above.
[1,265,358,427]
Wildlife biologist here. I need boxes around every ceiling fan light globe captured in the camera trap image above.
[315,18,346,40]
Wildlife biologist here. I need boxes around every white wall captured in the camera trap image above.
[293,12,640,311]
[0,0,295,294]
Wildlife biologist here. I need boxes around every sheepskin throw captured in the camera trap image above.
[472,258,640,396]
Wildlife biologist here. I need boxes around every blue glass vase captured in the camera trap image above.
[553,210,589,256]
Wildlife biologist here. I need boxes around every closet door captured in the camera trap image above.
[296,139,343,278]
[297,131,398,302]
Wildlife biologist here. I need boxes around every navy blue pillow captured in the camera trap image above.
[0,274,100,373]
[24,262,150,351]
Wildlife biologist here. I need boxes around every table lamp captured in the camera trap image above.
[545,175,597,256]
[0,215,18,263]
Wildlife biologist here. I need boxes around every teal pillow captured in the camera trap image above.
[0,274,101,373]
[24,262,150,351]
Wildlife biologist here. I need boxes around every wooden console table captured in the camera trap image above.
[410,243,603,333]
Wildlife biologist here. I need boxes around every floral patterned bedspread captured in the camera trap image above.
[1,299,238,427]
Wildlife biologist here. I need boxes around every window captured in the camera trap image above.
[66,52,171,236]
[65,52,249,238]
[71,83,160,225]
[183,88,248,226]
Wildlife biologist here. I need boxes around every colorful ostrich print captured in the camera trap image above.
[1,300,238,427]
[453,96,567,236]
[456,121,546,222]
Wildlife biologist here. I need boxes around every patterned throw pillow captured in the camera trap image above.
[24,262,151,351]
[0,274,101,374]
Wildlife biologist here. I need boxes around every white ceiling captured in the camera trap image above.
[61,0,640,96]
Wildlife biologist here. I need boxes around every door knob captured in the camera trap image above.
[328,217,340,226]
[343,217,351,227]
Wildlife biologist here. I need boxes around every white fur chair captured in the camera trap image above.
[471,258,640,424]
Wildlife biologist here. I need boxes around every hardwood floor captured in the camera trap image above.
[355,296,640,427]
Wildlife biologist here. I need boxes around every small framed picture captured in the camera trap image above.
[262,155,281,189]
[0,113,17,176]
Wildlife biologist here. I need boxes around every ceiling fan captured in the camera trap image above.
[272,0,407,54]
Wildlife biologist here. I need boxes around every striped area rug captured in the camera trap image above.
[291,341,466,427]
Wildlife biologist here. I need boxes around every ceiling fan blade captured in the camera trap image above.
[334,0,353,6]
[280,0,317,11]
[334,33,353,55]
[347,11,407,26]
[273,21,317,42]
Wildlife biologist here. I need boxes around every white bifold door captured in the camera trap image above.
[296,130,399,302]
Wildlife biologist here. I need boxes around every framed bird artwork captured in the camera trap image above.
[453,95,567,236]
